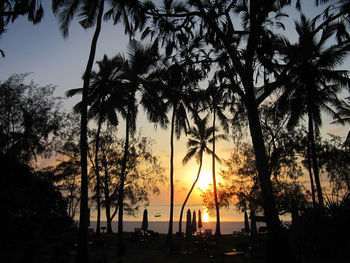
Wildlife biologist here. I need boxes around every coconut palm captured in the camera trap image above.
[52,1,145,260]
[87,56,121,234]
[275,15,350,208]
[111,40,159,255]
[66,55,123,235]
[201,80,231,236]
[178,115,225,234]
[153,63,202,245]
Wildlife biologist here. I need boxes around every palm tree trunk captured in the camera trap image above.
[76,1,104,262]
[167,105,176,246]
[179,153,203,234]
[308,113,324,208]
[306,139,317,207]
[212,108,221,236]
[94,114,103,235]
[118,113,130,256]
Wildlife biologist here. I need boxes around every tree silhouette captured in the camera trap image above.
[0,0,43,56]
[66,54,122,234]
[275,15,350,208]
[201,80,231,236]
[144,2,298,260]
[52,1,145,260]
[0,73,63,163]
[332,96,350,144]
[178,115,225,234]
[112,40,159,255]
[151,62,202,246]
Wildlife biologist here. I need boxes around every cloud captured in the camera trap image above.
[220,147,234,153]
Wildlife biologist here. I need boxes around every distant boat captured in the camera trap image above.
[154,213,161,217]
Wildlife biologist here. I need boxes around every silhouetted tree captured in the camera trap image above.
[275,15,350,208]
[319,135,350,195]
[144,2,299,260]
[179,115,225,234]
[0,0,43,56]
[0,73,63,163]
[67,55,122,234]
[332,96,350,144]
[144,62,202,245]
[52,1,145,260]
[201,80,231,236]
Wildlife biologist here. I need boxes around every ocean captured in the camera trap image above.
[88,204,267,234]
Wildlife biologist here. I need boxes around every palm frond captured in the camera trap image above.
[183,147,197,165]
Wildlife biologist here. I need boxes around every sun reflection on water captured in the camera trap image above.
[202,207,210,222]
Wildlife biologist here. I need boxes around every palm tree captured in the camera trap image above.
[275,15,350,208]
[332,96,350,144]
[88,56,121,234]
[52,1,145,261]
[153,63,202,245]
[178,115,225,234]
[111,40,159,255]
[201,80,231,236]
[66,55,122,235]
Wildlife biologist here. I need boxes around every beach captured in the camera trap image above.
[89,220,255,234]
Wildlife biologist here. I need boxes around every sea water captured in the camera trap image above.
[88,204,267,234]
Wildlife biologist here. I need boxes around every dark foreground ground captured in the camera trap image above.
[1,230,349,263]
[1,231,263,263]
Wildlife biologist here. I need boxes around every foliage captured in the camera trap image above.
[291,195,350,260]
[53,113,82,219]
[0,153,73,251]
[0,0,43,56]
[202,115,308,220]
[89,129,166,219]
[319,135,350,195]
[0,73,63,163]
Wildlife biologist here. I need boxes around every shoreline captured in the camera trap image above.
[87,220,267,234]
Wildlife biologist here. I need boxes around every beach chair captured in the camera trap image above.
[205,229,212,236]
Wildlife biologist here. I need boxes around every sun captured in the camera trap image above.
[197,171,212,191]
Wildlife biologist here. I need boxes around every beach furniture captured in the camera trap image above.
[205,229,212,235]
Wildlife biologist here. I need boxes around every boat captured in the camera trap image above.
[154,213,161,217]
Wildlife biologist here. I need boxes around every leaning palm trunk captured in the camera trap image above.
[179,153,203,234]
[77,1,104,262]
[212,109,221,236]
[118,113,130,256]
[308,112,324,208]
[167,105,176,246]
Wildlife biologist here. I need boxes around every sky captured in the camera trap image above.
[0,1,349,206]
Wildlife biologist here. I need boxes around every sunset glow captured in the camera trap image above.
[202,207,210,222]
[197,171,212,191]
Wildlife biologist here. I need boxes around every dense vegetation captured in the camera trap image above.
[1,1,350,263]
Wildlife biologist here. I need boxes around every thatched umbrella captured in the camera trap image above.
[244,210,250,233]
[141,209,148,233]
[198,210,203,231]
[250,209,257,237]
[186,209,192,237]
[192,210,197,234]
